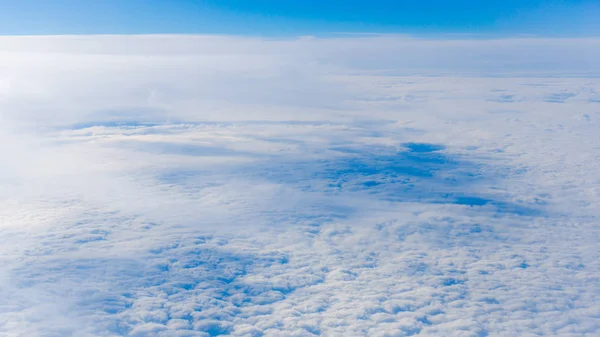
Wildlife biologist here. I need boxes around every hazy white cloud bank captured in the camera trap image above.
[0,35,600,336]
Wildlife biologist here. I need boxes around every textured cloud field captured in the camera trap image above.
[0,35,600,337]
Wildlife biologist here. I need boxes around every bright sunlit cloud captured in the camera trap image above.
[0,34,599,336]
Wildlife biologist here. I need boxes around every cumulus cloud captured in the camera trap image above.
[0,35,599,336]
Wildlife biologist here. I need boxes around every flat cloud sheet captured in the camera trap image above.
[0,35,599,336]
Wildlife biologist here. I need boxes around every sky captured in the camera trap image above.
[0,0,598,36]
[1,2,600,337]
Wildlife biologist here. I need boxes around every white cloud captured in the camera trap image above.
[0,35,599,336]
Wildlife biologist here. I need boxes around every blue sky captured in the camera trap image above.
[0,0,598,36]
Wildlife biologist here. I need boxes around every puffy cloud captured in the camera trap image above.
[0,35,599,336]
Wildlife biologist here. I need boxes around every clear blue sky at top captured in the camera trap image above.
[0,0,598,36]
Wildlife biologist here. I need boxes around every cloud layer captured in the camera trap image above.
[0,35,599,336]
